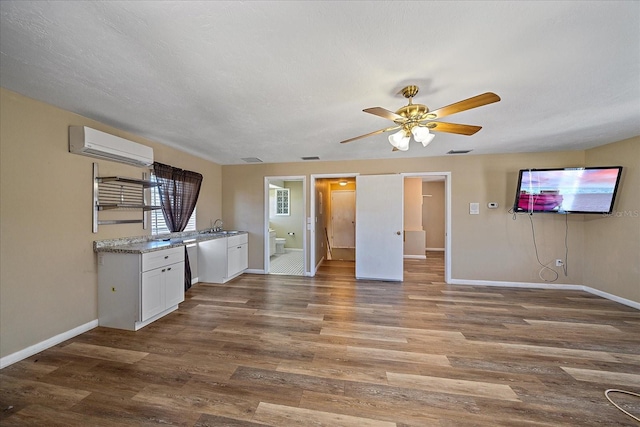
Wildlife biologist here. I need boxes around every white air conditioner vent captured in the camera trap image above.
[69,126,153,167]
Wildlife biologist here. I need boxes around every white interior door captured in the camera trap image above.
[355,174,404,281]
[331,190,355,248]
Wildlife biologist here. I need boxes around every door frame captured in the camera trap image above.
[309,171,451,282]
[401,172,452,283]
[264,176,307,276]
[309,173,359,276]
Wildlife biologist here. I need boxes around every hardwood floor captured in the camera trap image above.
[2,253,639,426]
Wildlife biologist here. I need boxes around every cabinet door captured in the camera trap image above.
[165,262,185,308]
[227,243,248,278]
[141,268,164,321]
[197,238,227,283]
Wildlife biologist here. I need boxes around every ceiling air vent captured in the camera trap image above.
[241,157,263,163]
[446,150,473,155]
[301,156,320,161]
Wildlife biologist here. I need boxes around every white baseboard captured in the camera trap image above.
[244,268,265,275]
[1,319,99,369]
[426,247,445,252]
[584,286,640,310]
[404,254,427,259]
[191,277,199,285]
[448,278,583,290]
[448,279,639,310]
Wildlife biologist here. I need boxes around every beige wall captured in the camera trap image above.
[423,181,445,250]
[0,88,222,358]
[404,178,425,256]
[584,137,639,302]
[222,150,595,286]
[404,178,423,230]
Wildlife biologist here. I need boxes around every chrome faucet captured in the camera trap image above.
[212,218,223,232]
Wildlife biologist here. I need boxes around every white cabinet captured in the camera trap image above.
[198,234,248,284]
[98,246,184,331]
[227,234,249,278]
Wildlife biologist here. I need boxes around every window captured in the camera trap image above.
[275,188,290,215]
[150,177,196,235]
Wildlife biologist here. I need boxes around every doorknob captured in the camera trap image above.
[396,231,401,235]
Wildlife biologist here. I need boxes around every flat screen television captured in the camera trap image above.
[513,166,623,214]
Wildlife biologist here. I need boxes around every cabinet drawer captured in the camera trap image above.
[227,233,248,247]
[142,246,184,272]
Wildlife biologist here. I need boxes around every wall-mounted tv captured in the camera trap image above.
[513,166,623,214]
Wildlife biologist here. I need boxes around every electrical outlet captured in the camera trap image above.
[556,259,564,267]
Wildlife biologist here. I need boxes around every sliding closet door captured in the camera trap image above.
[355,174,404,281]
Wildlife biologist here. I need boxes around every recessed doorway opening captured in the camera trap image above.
[264,176,306,276]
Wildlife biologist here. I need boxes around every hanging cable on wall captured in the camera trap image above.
[527,213,559,282]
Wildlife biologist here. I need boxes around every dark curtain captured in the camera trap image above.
[153,162,203,291]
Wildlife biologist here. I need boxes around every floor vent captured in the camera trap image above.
[446,150,473,154]
[301,156,320,160]
[241,157,263,163]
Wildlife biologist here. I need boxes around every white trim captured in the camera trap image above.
[426,247,445,252]
[244,268,266,275]
[449,279,639,310]
[191,277,199,285]
[1,319,99,369]
[585,286,640,310]
[404,254,427,259]
[449,278,582,290]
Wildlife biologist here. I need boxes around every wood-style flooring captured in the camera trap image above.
[2,252,639,426]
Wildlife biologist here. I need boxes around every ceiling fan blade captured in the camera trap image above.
[426,92,500,120]
[339,126,400,144]
[429,122,482,135]
[363,107,406,122]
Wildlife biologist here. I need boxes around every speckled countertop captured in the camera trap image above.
[94,230,247,254]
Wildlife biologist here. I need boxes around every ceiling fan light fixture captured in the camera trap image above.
[419,133,435,147]
[340,85,500,151]
[412,126,436,147]
[411,125,434,143]
[388,129,404,147]
[388,130,410,151]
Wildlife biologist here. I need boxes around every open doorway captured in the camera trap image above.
[310,174,358,275]
[402,172,451,283]
[329,181,356,261]
[264,176,306,276]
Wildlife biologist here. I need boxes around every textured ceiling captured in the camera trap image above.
[1,1,639,165]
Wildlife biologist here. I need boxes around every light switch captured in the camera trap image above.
[470,203,480,215]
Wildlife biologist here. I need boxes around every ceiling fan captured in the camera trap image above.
[340,85,500,151]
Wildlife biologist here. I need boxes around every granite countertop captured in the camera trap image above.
[94,230,247,254]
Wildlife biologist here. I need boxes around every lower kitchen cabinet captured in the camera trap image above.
[198,234,248,283]
[97,246,185,331]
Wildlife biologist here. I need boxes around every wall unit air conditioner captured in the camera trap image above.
[69,126,154,167]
